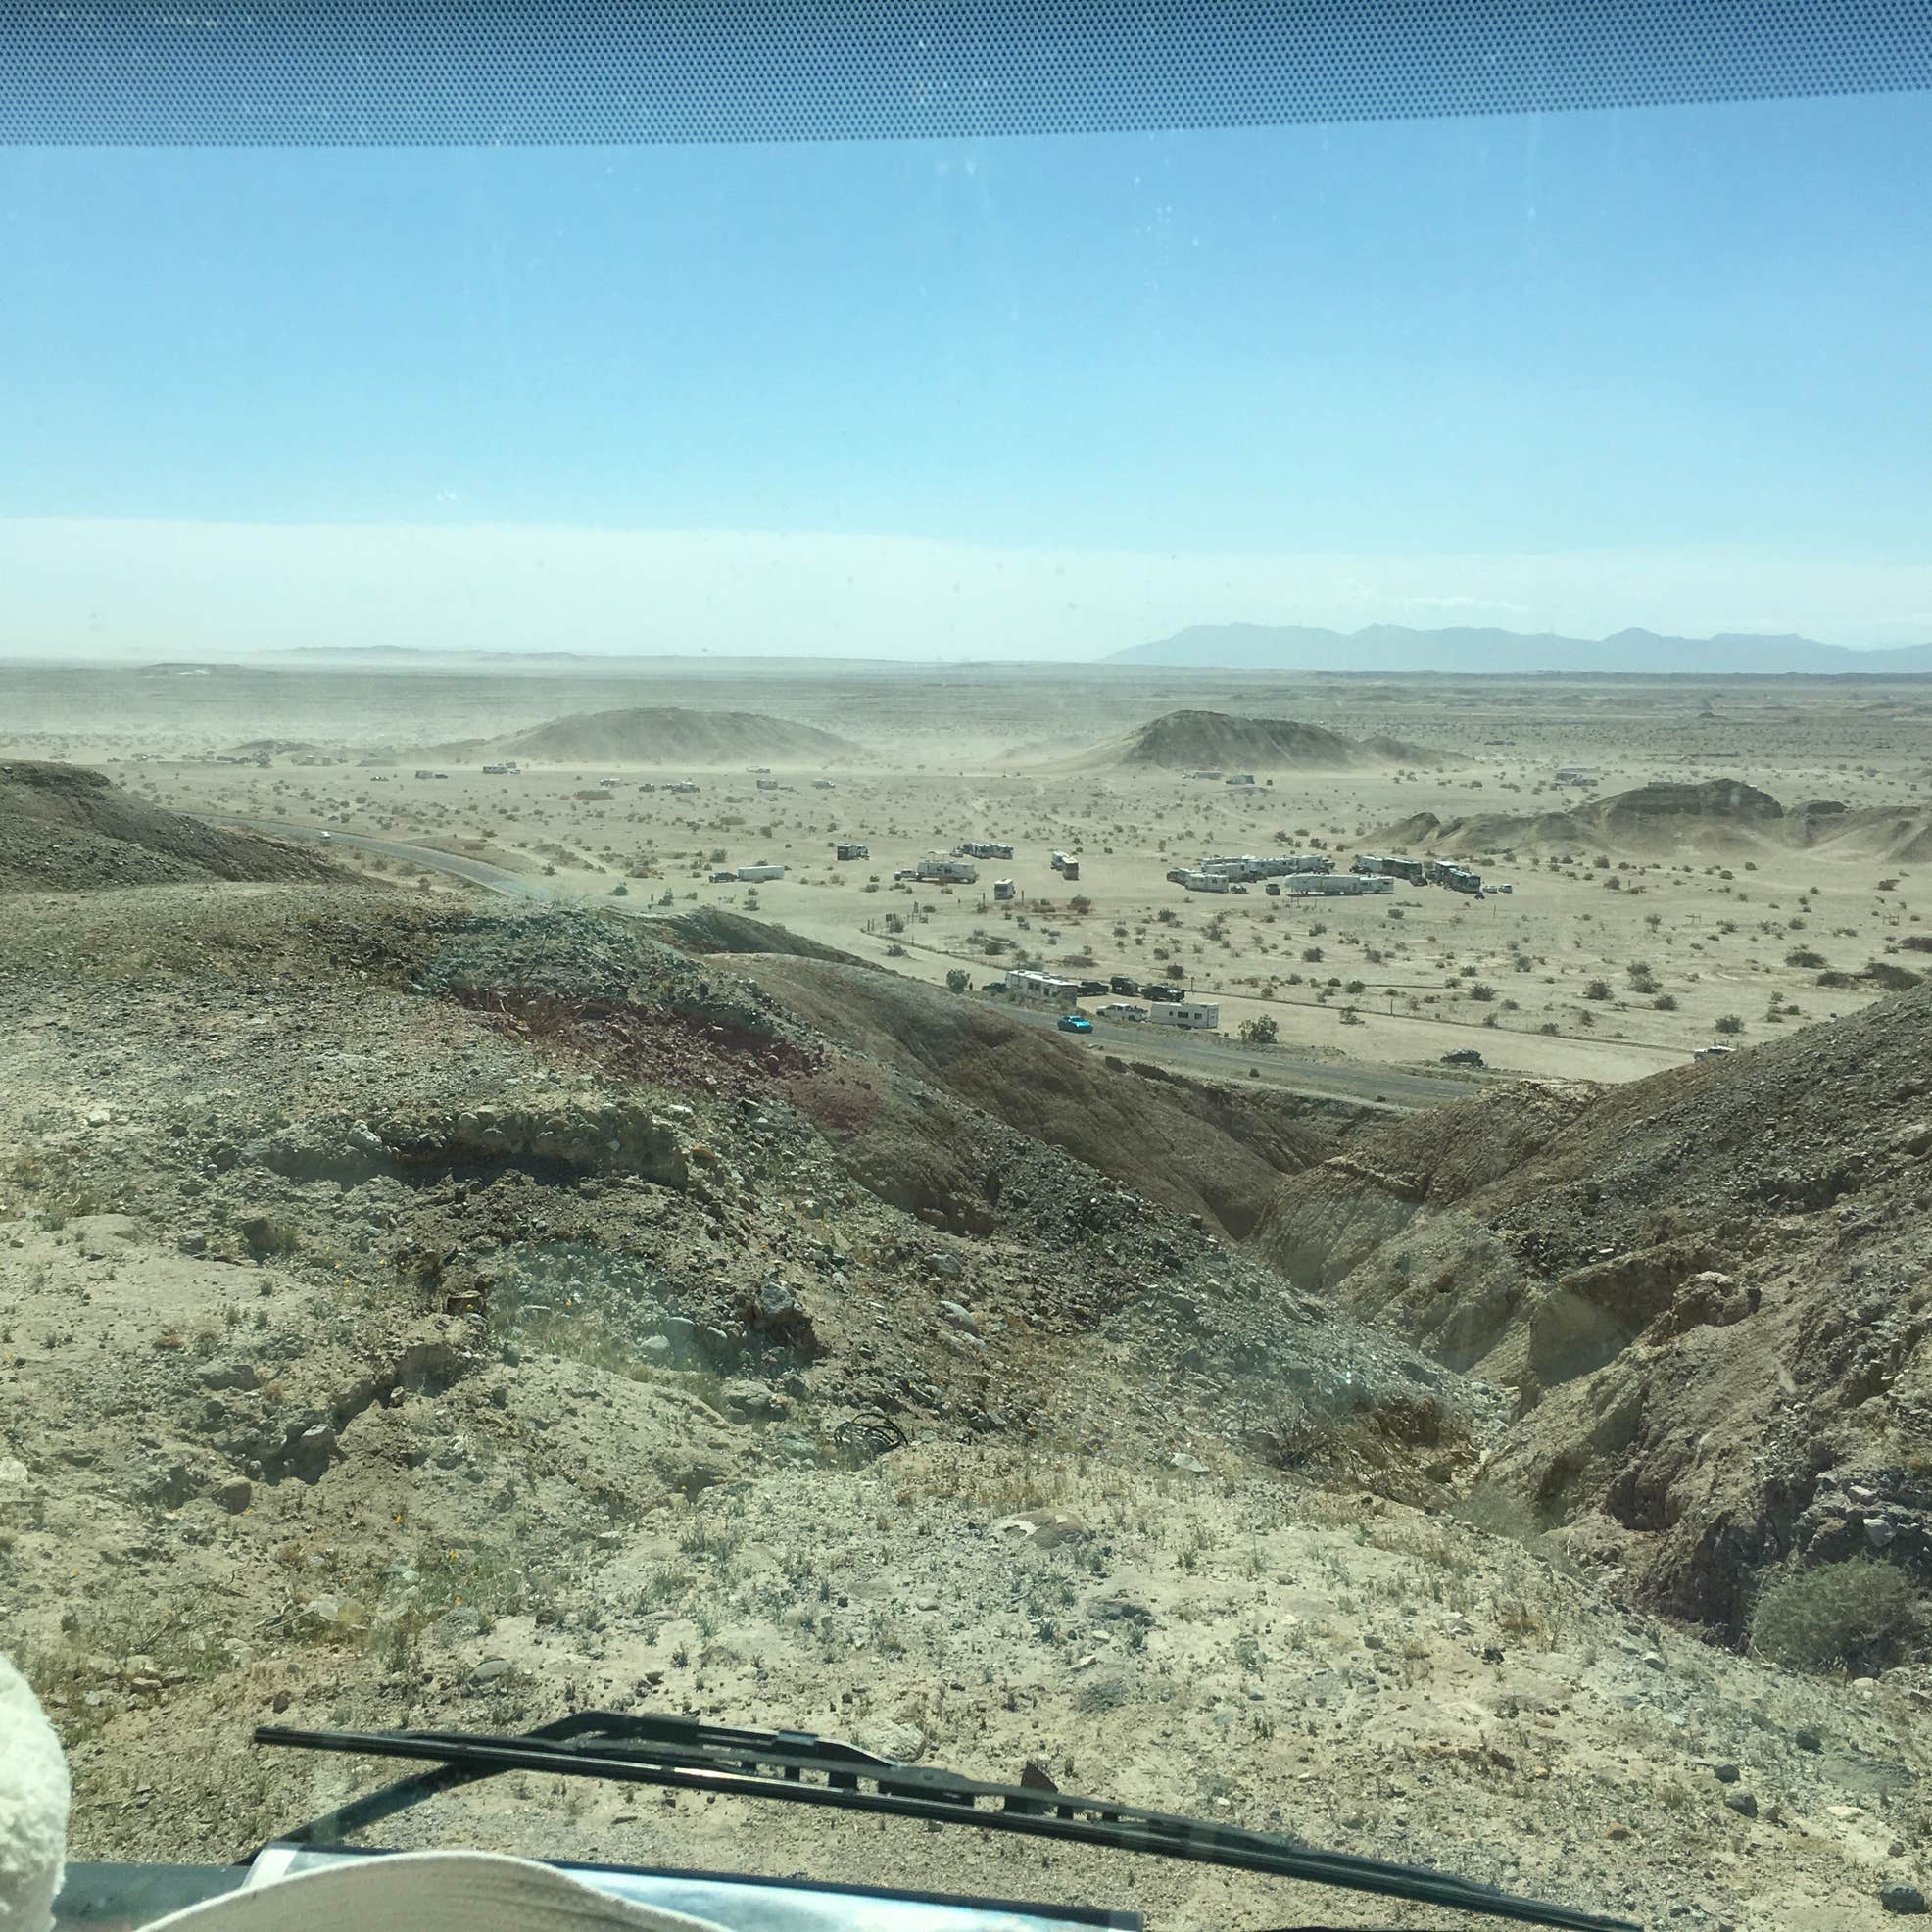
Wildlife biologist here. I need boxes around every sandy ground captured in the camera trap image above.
[5,657,1924,1087]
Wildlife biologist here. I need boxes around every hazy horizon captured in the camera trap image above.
[5,515,1932,666]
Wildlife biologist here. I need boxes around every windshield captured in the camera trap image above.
[4,18,1930,1931]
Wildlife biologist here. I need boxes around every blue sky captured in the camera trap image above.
[4,90,1931,658]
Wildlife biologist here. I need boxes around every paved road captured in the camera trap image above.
[212,817,552,898]
[220,813,1472,1111]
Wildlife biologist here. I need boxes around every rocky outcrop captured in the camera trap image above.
[245,1098,690,1188]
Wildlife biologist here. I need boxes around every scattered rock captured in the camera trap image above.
[432,1606,487,1648]
[1722,1789,1758,1820]
[741,1280,820,1355]
[718,1377,789,1422]
[212,1475,253,1514]
[1881,1883,1928,1916]
[668,1455,732,1497]
[283,1423,340,1483]
[847,1717,925,1763]
[199,1358,258,1392]
[1711,1762,1740,1784]
[991,1509,1092,1549]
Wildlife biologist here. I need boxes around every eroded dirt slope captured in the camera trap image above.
[1253,987,1932,1629]
[0,760,350,892]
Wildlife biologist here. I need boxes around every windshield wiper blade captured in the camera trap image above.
[255,1712,1639,1931]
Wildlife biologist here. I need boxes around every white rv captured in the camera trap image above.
[1147,1000,1219,1031]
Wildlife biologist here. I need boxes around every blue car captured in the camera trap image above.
[1057,1013,1093,1034]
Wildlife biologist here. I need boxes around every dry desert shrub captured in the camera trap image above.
[1749,1559,1921,1674]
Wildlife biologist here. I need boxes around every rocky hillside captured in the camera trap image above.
[0,761,350,893]
[1067,709,1454,772]
[5,881,1930,1922]
[731,955,1354,1242]
[652,905,867,966]
[1251,985,1932,1632]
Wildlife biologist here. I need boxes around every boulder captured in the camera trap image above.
[212,1475,253,1514]
[742,1280,820,1355]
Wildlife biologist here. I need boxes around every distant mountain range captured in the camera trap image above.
[1107,623,1932,676]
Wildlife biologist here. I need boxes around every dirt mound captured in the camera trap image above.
[0,761,350,894]
[1785,802,1932,864]
[1602,777,1783,821]
[1574,777,1770,850]
[1377,779,1790,859]
[1068,710,1455,772]
[438,705,862,767]
[1374,807,1591,857]
[1251,985,1932,1632]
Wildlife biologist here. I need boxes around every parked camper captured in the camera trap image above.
[834,843,869,861]
[1148,1000,1219,1031]
[1003,968,1083,1003]
[1425,859,1483,894]
[737,863,785,882]
[956,841,1014,860]
[992,879,1016,902]
[1280,873,1393,896]
[916,855,978,884]
[1050,851,1080,881]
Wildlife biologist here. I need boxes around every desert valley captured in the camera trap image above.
[3,652,1930,1930]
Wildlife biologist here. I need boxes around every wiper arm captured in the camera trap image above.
[255,1712,1639,1932]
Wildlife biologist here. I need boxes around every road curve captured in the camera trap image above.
[213,813,1473,1111]
[208,816,551,898]
[990,999,1473,1109]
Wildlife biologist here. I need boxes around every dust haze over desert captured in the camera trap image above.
[5,629,1932,1929]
